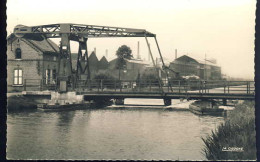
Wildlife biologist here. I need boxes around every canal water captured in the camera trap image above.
[7,99,225,160]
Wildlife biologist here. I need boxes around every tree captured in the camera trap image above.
[115,45,132,80]
[139,73,162,87]
[116,45,133,60]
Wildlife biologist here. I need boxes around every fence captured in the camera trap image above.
[23,78,56,91]
[23,78,254,95]
[75,79,254,94]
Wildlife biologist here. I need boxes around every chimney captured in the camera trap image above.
[94,47,96,54]
[175,49,177,59]
[137,41,140,59]
[105,49,108,58]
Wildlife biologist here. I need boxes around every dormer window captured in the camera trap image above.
[15,48,22,59]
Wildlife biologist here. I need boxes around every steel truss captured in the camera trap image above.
[14,23,155,39]
[14,23,172,93]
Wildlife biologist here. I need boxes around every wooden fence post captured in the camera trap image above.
[246,82,249,94]
[40,79,43,91]
[101,79,103,92]
[120,80,122,92]
[139,79,141,92]
[167,80,169,92]
[224,81,226,94]
[130,81,132,92]
[227,81,230,93]
[178,80,181,93]
[97,80,100,92]
[149,80,151,92]
[198,81,201,93]
[114,79,116,92]
[248,82,251,94]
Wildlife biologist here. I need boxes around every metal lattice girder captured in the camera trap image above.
[14,23,155,41]
[12,23,174,93]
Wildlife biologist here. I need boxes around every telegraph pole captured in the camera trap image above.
[148,43,150,62]
[205,53,207,80]
[137,41,140,59]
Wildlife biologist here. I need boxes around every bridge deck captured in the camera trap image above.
[78,91,254,100]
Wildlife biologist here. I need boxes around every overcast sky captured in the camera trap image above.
[7,0,256,79]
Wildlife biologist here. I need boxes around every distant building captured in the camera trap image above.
[88,51,99,77]
[108,58,149,80]
[145,57,179,81]
[7,34,59,92]
[169,55,221,80]
[98,56,109,70]
[71,52,109,78]
[142,66,168,82]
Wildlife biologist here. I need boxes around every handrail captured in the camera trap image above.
[22,78,255,95]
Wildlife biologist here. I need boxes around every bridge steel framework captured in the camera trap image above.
[14,23,172,93]
[14,24,255,106]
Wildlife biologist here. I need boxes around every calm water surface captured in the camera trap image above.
[7,99,224,160]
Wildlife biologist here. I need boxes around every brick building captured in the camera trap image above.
[7,34,59,92]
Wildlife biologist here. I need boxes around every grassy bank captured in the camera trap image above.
[202,100,256,160]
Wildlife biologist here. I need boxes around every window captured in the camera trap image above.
[50,69,53,83]
[14,69,23,85]
[45,69,50,84]
[52,69,56,84]
[15,48,22,59]
[46,69,57,84]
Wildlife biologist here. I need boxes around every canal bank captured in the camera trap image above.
[7,97,243,160]
[202,100,256,160]
[7,100,224,160]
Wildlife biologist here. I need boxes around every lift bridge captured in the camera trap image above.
[14,23,255,105]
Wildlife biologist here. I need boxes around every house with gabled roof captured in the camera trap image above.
[99,56,109,70]
[71,51,110,79]
[7,34,59,92]
[88,51,99,75]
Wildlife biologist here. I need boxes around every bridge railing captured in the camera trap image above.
[75,79,255,94]
[22,78,254,95]
[23,78,56,91]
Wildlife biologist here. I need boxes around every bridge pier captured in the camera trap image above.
[223,99,227,106]
[164,98,172,106]
[114,99,125,105]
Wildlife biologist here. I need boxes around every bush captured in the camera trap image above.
[202,101,256,160]
[138,74,162,87]
[93,73,118,88]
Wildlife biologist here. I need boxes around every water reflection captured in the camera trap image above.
[7,104,224,160]
[56,111,75,126]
